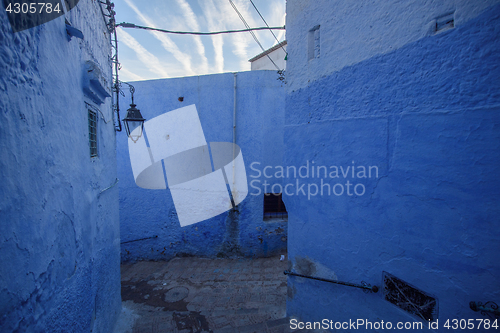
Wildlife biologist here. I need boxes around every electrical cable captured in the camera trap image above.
[249,0,287,55]
[227,0,281,70]
[227,0,267,56]
[97,0,122,131]
[109,3,287,80]
[116,22,285,35]
[99,178,119,196]
[85,102,113,124]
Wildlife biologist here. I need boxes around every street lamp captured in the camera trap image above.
[121,82,145,142]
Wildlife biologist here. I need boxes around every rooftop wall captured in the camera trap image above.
[0,1,121,332]
[285,0,500,329]
[117,70,287,261]
[250,43,287,71]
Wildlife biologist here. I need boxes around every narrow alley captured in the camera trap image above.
[113,255,325,333]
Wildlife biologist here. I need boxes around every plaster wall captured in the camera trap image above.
[285,0,500,329]
[117,70,287,261]
[286,0,500,92]
[0,1,121,332]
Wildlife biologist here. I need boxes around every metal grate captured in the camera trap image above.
[263,193,288,220]
[383,272,438,322]
[88,109,98,158]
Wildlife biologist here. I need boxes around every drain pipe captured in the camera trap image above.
[232,73,237,195]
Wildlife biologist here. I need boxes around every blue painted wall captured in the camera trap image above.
[117,70,287,261]
[285,0,500,330]
[0,1,121,332]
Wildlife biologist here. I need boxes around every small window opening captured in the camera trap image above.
[264,193,288,220]
[435,13,454,33]
[88,109,98,158]
[308,25,320,60]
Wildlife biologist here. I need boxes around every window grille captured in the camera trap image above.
[88,109,98,158]
[435,13,454,32]
[383,272,438,321]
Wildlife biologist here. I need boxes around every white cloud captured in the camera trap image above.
[119,66,146,82]
[122,0,195,76]
[199,0,225,73]
[174,0,209,74]
[221,0,278,70]
[219,0,254,70]
[211,34,225,73]
[117,27,170,78]
[270,1,286,43]
[115,0,285,78]
[276,15,286,43]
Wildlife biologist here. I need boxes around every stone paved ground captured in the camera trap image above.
[113,255,325,333]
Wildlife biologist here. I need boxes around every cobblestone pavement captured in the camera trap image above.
[114,255,311,333]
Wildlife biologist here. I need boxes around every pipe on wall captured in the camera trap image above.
[232,73,237,190]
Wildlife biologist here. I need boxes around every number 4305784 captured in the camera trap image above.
[443,319,498,330]
[6,2,61,14]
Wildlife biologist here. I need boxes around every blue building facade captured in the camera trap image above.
[0,1,121,332]
[117,70,287,261]
[285,0,500,330]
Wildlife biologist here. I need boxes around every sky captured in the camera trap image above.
[113,0,286,82]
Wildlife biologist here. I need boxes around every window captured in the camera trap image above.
[263,193,288,220]
[88,109,98,158]
[308,25,320,60]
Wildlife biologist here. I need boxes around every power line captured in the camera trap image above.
[249,0,287,56]
[228,0,265,51]
[116,22,285,36]
[228,0,281,71]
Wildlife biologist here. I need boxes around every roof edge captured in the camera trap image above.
[248,40,287,62]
